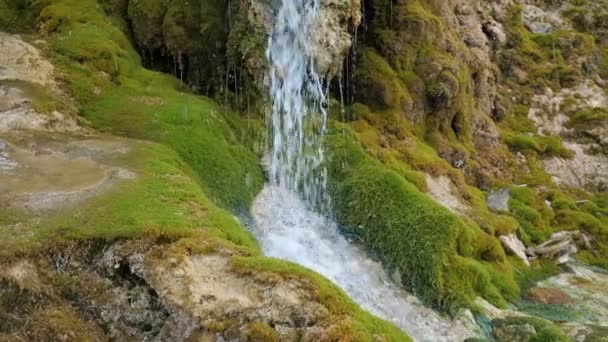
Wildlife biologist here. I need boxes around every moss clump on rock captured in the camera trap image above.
[492,316,570,342]
[354,48,412,111]
[326,125,519,311]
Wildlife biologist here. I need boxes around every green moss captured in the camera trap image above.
[509,186,554,245]
[567,107,608,128]
[326,125,517,311]
[0,0,33,32]
[513,258,561,291]
[355,48,412,111]
[501,132,573,158]
[240,322,278,342]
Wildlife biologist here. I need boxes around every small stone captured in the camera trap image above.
[487,188,510,212]
[500,234,529,266]
[526,287,572,305]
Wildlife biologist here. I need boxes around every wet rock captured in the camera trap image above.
[525,287,572,305]
[0,132,136,213]
[500,234,529,266]
[309,0,361,76]
[487,188,510,212]
[538,263,608,326]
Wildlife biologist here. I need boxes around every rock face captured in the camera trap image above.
[425,174,468,213]
[308,0,361,76]
[528,82,608,191]
[148,253,330,341]
[0,32,55,86]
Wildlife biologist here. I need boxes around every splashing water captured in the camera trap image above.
[256,0,479,340]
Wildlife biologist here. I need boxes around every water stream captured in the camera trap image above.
[252,0,478,340]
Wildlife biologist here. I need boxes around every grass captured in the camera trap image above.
[0,0,33,32]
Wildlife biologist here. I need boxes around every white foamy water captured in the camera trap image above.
[252,186,479,342]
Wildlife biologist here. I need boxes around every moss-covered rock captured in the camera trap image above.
[326,125,519,311]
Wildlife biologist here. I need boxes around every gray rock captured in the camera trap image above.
[0,138,16,173]
[487,188,510,212]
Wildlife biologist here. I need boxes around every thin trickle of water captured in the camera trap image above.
[257,0,479,340]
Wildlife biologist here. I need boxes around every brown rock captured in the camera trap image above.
[526,287,572,305]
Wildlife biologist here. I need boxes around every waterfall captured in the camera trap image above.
[252,0,479,340]
[266,0,329,212]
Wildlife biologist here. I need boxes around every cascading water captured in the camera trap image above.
[266,0,329,211]
[252,0,478,341]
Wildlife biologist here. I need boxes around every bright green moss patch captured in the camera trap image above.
[501,132,573,158]
[82,78,264,209]
[231,256,412,342]
[509,186,554,245]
